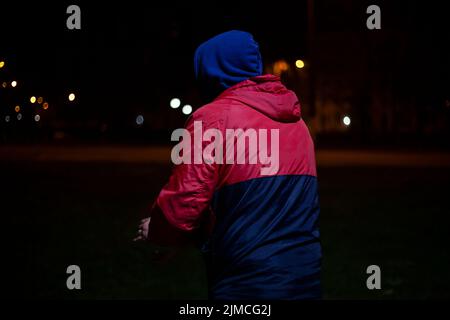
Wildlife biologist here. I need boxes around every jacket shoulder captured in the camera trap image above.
[191,98,234,125]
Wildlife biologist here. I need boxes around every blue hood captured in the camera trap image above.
[194,30,263,93]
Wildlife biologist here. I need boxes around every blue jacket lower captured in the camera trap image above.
[203,174,322,300]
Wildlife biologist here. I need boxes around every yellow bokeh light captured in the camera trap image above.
[68,93,76,102]
[0,61,4,68]
[30,96,37,103]
[295,59,305,69]
[15,105,20,113]
[37,97,43,104]
[43,102,49,110]
[11,80,17,87]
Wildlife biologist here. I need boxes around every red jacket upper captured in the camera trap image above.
[149,74,317,238]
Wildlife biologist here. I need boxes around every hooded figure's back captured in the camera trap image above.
[155,31,321,299]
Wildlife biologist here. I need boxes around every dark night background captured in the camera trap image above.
[0,0,449,299]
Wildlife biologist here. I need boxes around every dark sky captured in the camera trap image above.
[2,0,447,94]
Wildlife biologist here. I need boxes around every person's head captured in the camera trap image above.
[194,30,263,100]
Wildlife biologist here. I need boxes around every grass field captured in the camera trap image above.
[1,159,449,299]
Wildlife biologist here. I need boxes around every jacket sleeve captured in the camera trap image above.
[148,111,221,244]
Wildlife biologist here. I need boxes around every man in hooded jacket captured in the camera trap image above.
[135,30,321,300]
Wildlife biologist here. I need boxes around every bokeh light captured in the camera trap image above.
[295,59,305,69]
[14,105,20,113]
[182,105,192,115]
[68,93,76,102]
[11,80,17,87]
[343,115,351,126]
[273,60,289,76]
[30,96,36,103]
[136,115,144,125]
[170,98,181,109]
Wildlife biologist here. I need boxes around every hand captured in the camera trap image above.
[133,217,151,241]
